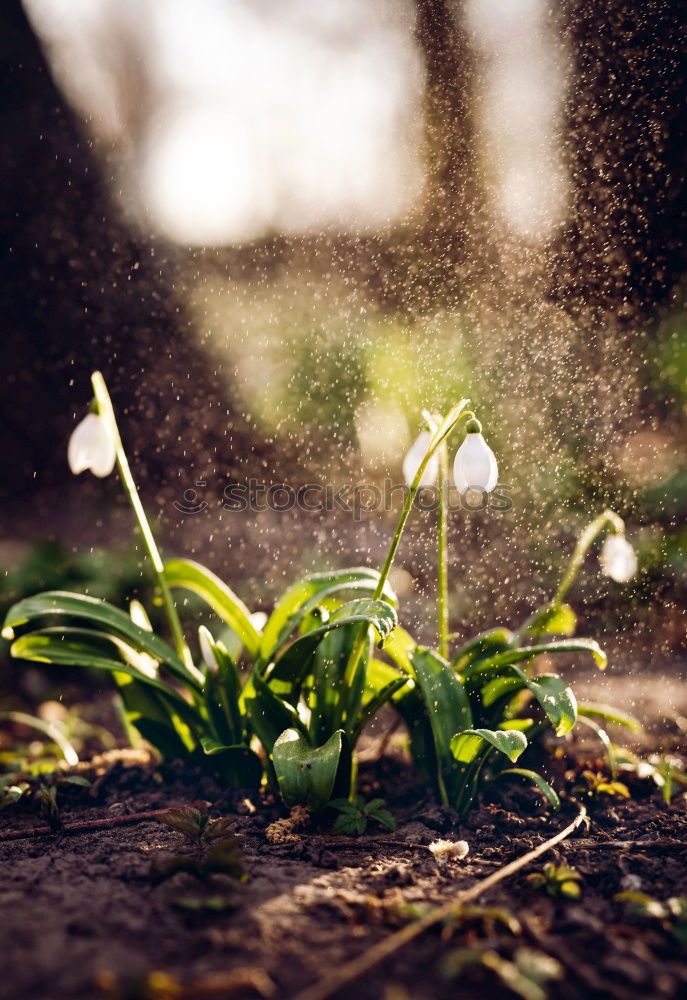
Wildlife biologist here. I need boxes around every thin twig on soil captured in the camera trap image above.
[291,804,588,1000]
[0,802,210,842]
[560,837,687,852]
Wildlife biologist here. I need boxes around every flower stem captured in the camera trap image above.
[91,371,194,671]
[437,441,450,659]
[345,401,474,692]
[553,509,625,606]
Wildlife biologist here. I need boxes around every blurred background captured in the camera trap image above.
[1,0,686,744]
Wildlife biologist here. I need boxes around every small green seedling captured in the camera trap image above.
[441,946,562,1000]
[155,805,234,846]
[38,784,62,832]
[329,795,395,835]
[150,839,247,888]
[577,769,630,800]
[151,807,246,891]
[527,862,583,900]
[616,892,687,947]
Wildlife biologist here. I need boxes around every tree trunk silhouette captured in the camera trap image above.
[362,0,481,313]
[0,0,263,507]
[555,0,687,316]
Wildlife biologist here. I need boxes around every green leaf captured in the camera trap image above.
[513,603,577,644]
[273,728,344,811]
[266,599,397,702]
[411,647,473,804]
[164,559,260,657]
[258,568,397,667]
[463,638,607,681]
[333,813,361,835]
[382,625,416,674]
[0,710,79,767]
[4,591,202,690]
[576,715,618,778]
[200,631,244,746]
[492,768,560,810]
[114,672,197,759]
[450,728,528,766]
[352,672,408,744]
[11,628,200,721]
[156,806,204,841]
[369,659,439,792]
[370,808,395,831]
[452,627,513,673]
[309,623,368,743]
[199,737,263,787]
[329,797,359,816]
[482,670,577,737]
[578,702,642,732]
[243,669,306,755]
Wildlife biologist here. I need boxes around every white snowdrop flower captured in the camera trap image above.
[453,419,498,494]
[402,430,439,488]
[67,412,116,478]
[428,839,470,863]
[599,534,637,583]
[198,625,219,673]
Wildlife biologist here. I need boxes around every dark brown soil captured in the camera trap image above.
[1,743,686,1000]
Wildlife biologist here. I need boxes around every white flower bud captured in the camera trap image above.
[402,430,439,488]
[67,413,116,478]
[599,534,637,583]
[198,625,219,674]
[453,427,498,494]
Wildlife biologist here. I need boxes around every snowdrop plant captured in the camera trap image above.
[3,373,399,796]
[371,415,622,814]
[2,377,637,820]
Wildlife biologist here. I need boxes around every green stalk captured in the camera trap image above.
[91,371,194,672]
[344,401,474,692]
[553,508,625,606]
[511,508,625,648]
[437,441,450,659]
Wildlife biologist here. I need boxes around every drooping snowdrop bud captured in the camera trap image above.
[403,430,439,488]
[599,534,637,583]
[68,412,116,478]
[453,419,498,494]
[198,625,219,674]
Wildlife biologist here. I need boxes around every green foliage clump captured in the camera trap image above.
[2,375,640,821]
[329,795,395,835]
[527,862,583,900]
